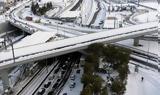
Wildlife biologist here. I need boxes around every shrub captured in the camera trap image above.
[111,79,125,94]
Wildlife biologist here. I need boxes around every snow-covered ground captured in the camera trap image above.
[125,64,160,95]
[0,14,5,23]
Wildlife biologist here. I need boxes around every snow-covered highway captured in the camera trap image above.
[0,0,159,94]
[0,0,158,70]
[0,1,158,69]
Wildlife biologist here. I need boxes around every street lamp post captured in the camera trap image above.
[5,30,15,63]
[109,0,111,14]
[57,23,58,35]
[10,39,15,63]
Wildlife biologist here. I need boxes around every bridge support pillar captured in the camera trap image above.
[133,37,140,46]
[158,58,160,72]
[0,69,10,91]
[24,62,34,77]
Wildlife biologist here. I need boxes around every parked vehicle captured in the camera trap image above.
[44,81,51,88]
[76,69,81,74]
[49,75,55,80]
[70,82,76,88]
[70,75,75,80]
[53,83,58,88]
[26,16,32,21]
[37,88,45,95]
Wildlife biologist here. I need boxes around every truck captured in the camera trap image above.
[26,16,33,21]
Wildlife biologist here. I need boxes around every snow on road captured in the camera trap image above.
[125,64,160,95]
[117,39,159,55]
[134,11,158,23]
[139,1,159,10]
[59,68,83,95]
[92,1,106,27]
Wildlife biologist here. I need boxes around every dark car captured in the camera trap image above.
[63,93,67,95]
[53,83,58,88]
[48,91,54,95]
[54,68,60,74]
[44,81,51,88]
[56,79,61,83]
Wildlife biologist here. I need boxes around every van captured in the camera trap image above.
[76,69,81,74]
[48,75,55,80]
[70,82,76,88]
[37,88,45,95]
[70,75,75,80]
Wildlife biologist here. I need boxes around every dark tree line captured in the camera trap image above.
[81,43,131,95]
[31,2,53,15]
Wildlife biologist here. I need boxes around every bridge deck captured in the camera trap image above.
[0,22,157,69]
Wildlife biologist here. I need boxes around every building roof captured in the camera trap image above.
[13,31,56,48]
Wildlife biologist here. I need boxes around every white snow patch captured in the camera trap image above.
[125,64,160,95]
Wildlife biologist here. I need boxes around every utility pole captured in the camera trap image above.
[146,40,150,65]
[57,23,59,36]
[45,58,48,73]
[138,0,140,7]
[114,18,116,29]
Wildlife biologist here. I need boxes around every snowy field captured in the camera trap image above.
[125,64,160,95]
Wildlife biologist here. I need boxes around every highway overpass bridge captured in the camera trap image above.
[0,0,157,70]
[0,0,158,91]
[0,21,158,70]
